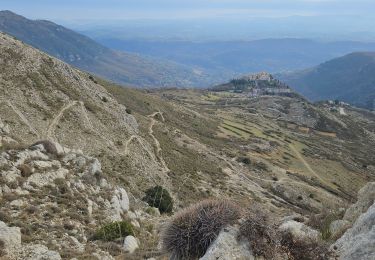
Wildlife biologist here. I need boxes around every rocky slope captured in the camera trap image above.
[1,31,375,259]
[0,10,209,88]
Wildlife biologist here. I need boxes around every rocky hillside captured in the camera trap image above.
[279,52,375,110]
[0,31,375,259]
[0,10,209,88]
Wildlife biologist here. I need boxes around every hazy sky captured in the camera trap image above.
[1,0,374,20]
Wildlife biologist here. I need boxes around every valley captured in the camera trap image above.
[0,28,374,259]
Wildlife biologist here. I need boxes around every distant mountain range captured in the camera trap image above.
[279,52,375,110]
[91,37,375,76]
[0,10,213,88]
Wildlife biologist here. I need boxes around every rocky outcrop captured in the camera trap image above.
[0,221,61,259]
[199,226,254,260]
[109,187,130,221]
[331,202,375,260]
[279,220,320,242]
[342,182,375,223]
[0,221,21,256]
[0,142,135,259]
[329,182,375,260]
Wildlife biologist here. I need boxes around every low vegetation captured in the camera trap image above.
[143,186,173,214]
[92,221,134,241]
[161,199,242,259]
[239,207,331,260]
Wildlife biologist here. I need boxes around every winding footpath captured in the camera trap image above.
[46,101,78,140]
[147,111,170,173]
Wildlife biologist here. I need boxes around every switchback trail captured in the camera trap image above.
[46,101,78,140]
[147,111,169,173]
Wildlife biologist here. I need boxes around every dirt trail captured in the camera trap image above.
[79,101,94,130]
[147,112,169,173]
[289,144,329,186]
[46,101,78,140]
[123,134,155,160]
[6,101,40,138]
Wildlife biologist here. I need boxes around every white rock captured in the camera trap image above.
[10,199,25,208]
[87,199,93,218]
[131,219,141,228]
[123,235,139,254]
[30,144,46,153]
[343,182,375,223]
[89,158,102,175]
[15,150,49,166]
[127,211,137,220]
[2,184,11,194]
[279,220,320,241]
[0,221,21,255]
[200,226,254,260]
[51,142,65,156]
[100,178,108,188]
[331,202,375,260]
[2,168,20,183]
[109,188,130,221]
[26,168,69,187]
[18,244,61,260]
[32,160,53,169]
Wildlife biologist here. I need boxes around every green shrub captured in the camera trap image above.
[143,186,173,214]
[93,221,134,241]
[237,156,251,165]
[162,199,242,259]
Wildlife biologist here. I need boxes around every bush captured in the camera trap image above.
[280,232,330,260]
[161,199,242,259]
[239,207,280,259]
[143,186,173,214]
[18,164,33,177]
[239,205,331,260]
[93,221,134,241]
[237,156,251,165]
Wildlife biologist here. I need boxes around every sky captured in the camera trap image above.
[1,0,374,21]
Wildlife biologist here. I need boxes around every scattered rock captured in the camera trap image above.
[123,235,139,254]
[200,226,254,260]
[279,220,320,241]
[0,221,21,256]
[18,244,61,260]
[109,188,130,220]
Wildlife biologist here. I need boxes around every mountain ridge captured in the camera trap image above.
[0,10,211,88]
[279,52,375,110]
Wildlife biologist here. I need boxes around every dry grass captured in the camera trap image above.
[280,232,330,260]
[239,206,283,259]
[239,205,331,260]
[161,199,242,259]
